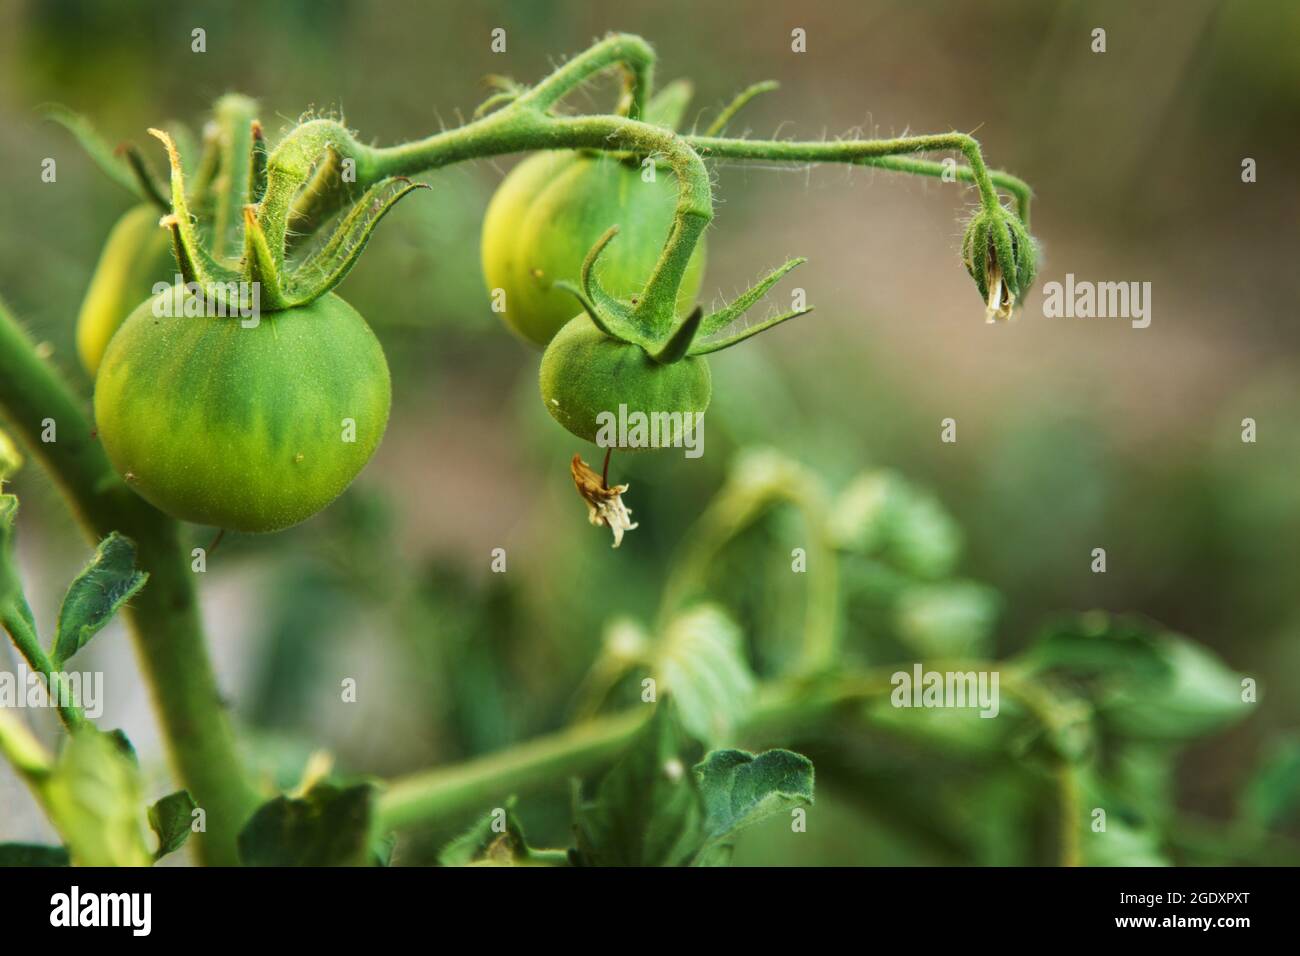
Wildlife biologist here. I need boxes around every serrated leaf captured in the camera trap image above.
[237,782,376,866]
[652,605,755,743]
[574,700,705,866]
[148,789,197,860]
[39,727,153,867]
[695,748,814,852]
[52,532,147,667]
[0,843,70,867]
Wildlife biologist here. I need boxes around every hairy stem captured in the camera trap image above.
[0,302,259,865]
[684,132,1029,221]
[379,663,1075,838]
[262,103,712,338]
[0,604,85,730]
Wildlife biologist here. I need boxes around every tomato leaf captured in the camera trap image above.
[652,605,755,744]
[38,727,154,867]
[148,789,197,861]
[695,748,814,850]
[51,532,148,667]
[573,700,704,866]
[237,782,376,866]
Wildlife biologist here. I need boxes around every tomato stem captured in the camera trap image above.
[0,298,261,866]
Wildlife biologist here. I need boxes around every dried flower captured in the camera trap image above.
[571,454,639,548]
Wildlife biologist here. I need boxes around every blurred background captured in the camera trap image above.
[1,0,1297,864]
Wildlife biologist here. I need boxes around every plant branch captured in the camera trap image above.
[683,132,1031,223]
[0,603,85,730]
[0,299,259,865]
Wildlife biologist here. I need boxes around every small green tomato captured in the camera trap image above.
[540,313,712,446]
[481,151,706,347]
[76,204,176,375]
[94,286,391,533]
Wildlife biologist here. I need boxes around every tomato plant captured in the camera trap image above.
[0,31,1282,874]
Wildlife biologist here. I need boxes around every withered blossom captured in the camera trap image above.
[571,454,638,548]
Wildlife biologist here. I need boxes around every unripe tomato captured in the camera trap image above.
[76,204,175,375]
[481,151,706,347]
[539,314,711,446]
[94,287,391,533]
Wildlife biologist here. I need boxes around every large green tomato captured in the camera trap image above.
[76,204,176,376]
[539,314,711,446]
[481,151,706,347]
[94,287,391,533]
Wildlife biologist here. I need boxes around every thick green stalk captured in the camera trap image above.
[378,663,1082,867]
[260,34,1029,334]
[0,302,259,865]
[376,673,879,833]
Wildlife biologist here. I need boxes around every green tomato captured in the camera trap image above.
[94,287,391,533]
[539,314,711,447]
[76,204,176,376]
[481,151,706,347]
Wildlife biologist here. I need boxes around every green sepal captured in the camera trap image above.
[576,226,640,335]
[241,205,288,309]
[248,120,268,204]
[38,104,153,203]
[697,256,807,338]
[149,128,242,290]
[650,306,703,364]
[282,178,431,307]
